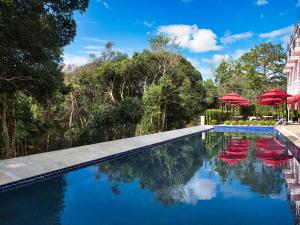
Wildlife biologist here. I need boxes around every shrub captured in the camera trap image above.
[210,119,217,125]
[205,109,230,124]
[224,120,231,125]
[222,120,275,126]
[238,120,245,125]
[230,121,238,125]
[244,121,251,126]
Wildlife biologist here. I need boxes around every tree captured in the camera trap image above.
[203,79,218,109]
[0,0,88,157]
[240,43,287,86]
[214,43,287,101]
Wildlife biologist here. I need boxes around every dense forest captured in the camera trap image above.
[0,0,287,159]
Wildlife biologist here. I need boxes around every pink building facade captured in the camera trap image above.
[285,24,300,110]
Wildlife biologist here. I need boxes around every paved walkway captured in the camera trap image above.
[0,125,213,188]
[277,124,300,148]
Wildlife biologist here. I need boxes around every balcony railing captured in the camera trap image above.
[287,25,300,58]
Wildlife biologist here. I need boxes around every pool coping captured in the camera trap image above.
[276,126,300,149]
[0,125,213,193]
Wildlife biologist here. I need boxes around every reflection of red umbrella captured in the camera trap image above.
[256,152,284,158]
[256,139,285,148]
[258,147,285,154]
[227,145,249,151]
[256,138,284,146]
[219,154,246,164]
[229,142,249,147]
[225,150,247,155]
[260,155,293,167]
[230,139,250,144]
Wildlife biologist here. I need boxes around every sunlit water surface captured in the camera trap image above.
[0,131,298,225]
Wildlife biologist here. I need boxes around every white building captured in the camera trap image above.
[285,24,300,110]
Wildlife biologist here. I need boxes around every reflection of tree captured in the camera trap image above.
[98,135,207,205]
[99,132,286,206]
[0,177,66,225]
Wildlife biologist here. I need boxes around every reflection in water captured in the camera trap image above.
[178,177,216,204]
[0,131,299,225]
[284,157,300,224]
[0,177,66,225]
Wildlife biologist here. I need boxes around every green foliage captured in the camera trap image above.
[224,120,231,125]
[205,109,230,124]
[0,0,88,158]
[204,79,218,109]
[223,120,276,126]
[210,119,218,125]
[240,105,256,117]
[215,43,286,102]
[79,97,144,145]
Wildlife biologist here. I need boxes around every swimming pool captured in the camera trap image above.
[0,128,299,225]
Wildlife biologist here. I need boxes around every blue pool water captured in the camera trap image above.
[0,130,299,225]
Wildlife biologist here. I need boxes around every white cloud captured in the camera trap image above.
[97,0,110,9]
[256,0,268,6]
[259,25,293,39]
[233,49,246,59]
[221,31,253,44]
[198,67,213,80]
[84,45,104,50]
[202,54,230,64]
[81,37,106,43]
[63,54,90,67]
[143,21,155,28]
[187,57,201,69]
[259,25,294,43]
[202,49,246,65]
[158,24,222,53]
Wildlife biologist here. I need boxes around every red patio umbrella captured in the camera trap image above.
[257,89,291,99]
[288,94,300,104]
[257,98,285,105]
[257,89,291,121]
[219,93,250,104]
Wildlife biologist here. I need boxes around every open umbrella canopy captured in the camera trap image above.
[257,98,285,106]
[219,93,250,105]
[257,89,291,99]
[288,94,300,104]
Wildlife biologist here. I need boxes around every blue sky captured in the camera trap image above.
[64,0,300,79]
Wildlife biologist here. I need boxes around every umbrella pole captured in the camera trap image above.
[221,104,224,123]
[286,98,288,123]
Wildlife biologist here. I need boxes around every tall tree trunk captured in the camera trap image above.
[10,94,17,157]
[46,98,52,151]
[2,92,10,156]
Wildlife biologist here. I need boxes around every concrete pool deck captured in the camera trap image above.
[277,125,300,148]
[0,125,213,190]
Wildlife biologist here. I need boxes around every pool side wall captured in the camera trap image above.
[0,125,213,193]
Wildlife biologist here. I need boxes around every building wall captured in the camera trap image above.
[285,25,300,110]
